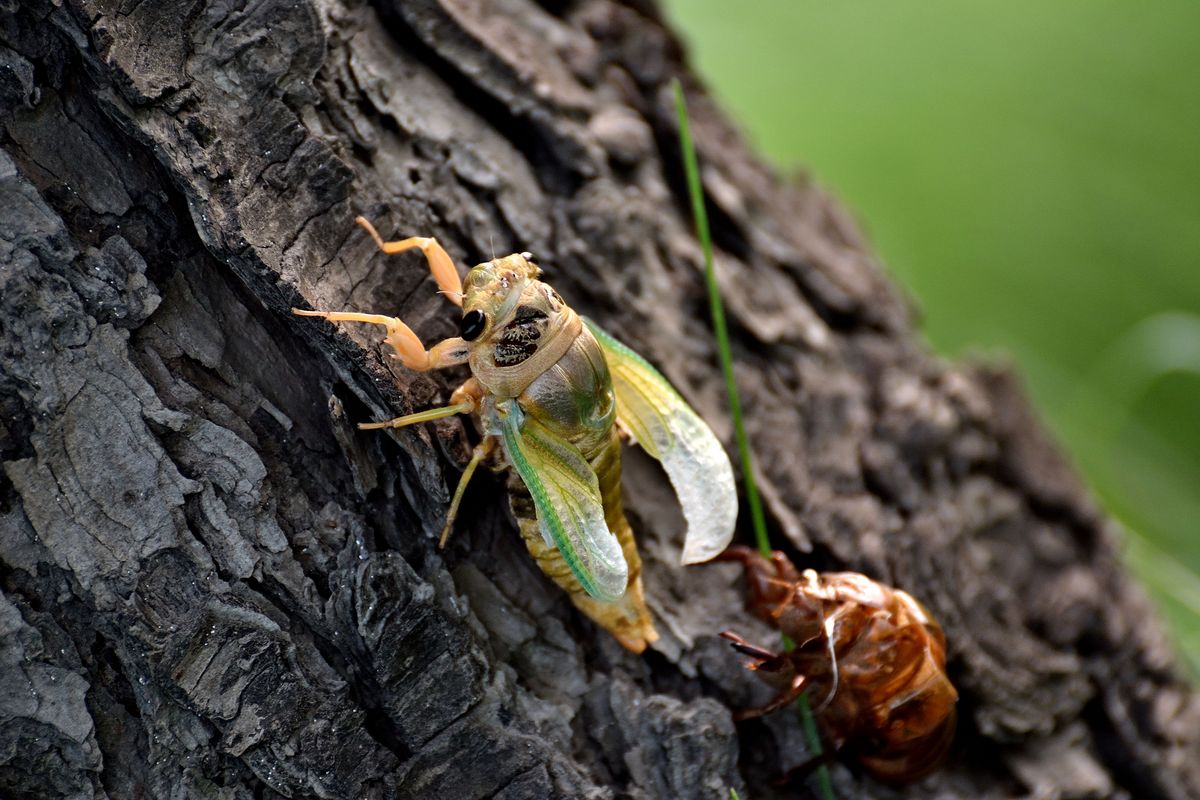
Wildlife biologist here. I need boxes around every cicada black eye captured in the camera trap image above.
[460,309,486,341]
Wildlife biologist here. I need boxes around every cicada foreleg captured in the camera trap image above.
[291,308,471,373]
[355,216,464,307]
[719,630,811,721]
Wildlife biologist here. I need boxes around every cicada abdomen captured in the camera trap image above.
[719,546,957,784]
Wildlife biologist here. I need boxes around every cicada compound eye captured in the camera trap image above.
[460,309,487,341]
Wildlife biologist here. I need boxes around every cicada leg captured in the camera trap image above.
[720,630,811,720]
[733,672,810,721]
[439,436,498,548]
[292,309,471,372]
[720,630,780,661]
[356,376,484,433]
[355,216,464,307]
[355,402,474,431]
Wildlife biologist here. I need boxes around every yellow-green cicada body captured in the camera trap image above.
[295,217,737,651]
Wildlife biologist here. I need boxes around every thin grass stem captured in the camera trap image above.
[673,78,835,800]
[671,81,770,561]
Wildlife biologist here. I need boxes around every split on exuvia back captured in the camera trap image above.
[294,217,738,652]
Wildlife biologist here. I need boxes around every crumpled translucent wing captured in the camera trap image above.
[496,403,629,602]
[583,318,738,564]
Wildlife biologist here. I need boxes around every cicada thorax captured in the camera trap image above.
[720,547,957,784]
[463,255,658,651]
[493,304,549,366]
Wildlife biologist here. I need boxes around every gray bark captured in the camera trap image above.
[1,0,1197,798]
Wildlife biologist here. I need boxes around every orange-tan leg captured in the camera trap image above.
[356,216,464,307]
[448,377,485,408]
[292,309,470,372]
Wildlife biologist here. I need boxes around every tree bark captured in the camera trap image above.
[1,1,1196,798]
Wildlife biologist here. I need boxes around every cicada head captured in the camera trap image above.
[460,253,571,371]
[774,574,829,647]
[462,251,539,307]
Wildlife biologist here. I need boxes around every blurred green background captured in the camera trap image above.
[665,0,1200,674]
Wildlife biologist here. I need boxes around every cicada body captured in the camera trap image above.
[294,218,737,652]
[719,546,957,784]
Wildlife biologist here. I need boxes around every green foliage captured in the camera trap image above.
[667,0,1200,675]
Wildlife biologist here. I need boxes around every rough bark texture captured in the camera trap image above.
[1,1,1197,798]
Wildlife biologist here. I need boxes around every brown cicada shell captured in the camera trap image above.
[719,546,958,784]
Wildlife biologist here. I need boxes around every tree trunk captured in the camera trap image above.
[1,1,1196,798]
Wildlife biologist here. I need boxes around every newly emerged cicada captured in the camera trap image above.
[295,218,737,651]
[719,546,957,784]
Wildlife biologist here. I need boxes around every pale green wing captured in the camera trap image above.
[583,318,738,564]
[494,401,628,602]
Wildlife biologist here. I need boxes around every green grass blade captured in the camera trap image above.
[672,80,771,561]
[673,77,835,800]
[797,692,834,798]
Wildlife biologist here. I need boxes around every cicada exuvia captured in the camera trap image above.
[719,546,957,784]
[295,218,737,651]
